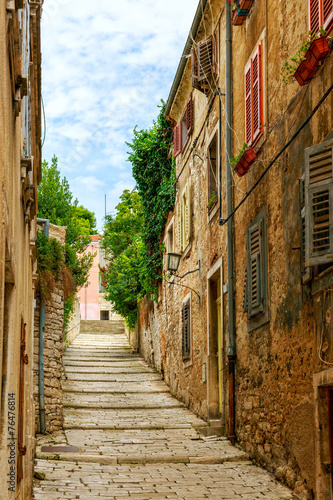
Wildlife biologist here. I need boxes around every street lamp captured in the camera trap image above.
[167,253,182,273]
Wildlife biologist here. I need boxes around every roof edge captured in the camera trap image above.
[164,0,208,119]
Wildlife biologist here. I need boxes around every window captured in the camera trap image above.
[191,28,219,94]
[166,222,174,254]
[100,310,109,321]
[207,133,218,213]
[244,208,269,331]
[303,138,333,269]
[309,0,333,33]
[245,43,263,145]
[182,297,191,361]
[174,96,193,157]
[178,180,191,252]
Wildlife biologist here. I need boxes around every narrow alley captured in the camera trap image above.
[33,326,294,499]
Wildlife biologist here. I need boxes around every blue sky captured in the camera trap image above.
[41,0,199,232]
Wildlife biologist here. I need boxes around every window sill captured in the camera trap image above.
[208,202,220,223]
[183,357,193,369]
[182,242,192,260]
[247,310,269,333]
[311,266,333,295]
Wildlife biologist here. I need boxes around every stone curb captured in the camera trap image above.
[35,452,249,465]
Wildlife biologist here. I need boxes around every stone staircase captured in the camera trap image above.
[79,319,125,335]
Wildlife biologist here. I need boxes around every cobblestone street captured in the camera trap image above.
[33,331,294,499]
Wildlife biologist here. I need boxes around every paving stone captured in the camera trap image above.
[33,331,294,499]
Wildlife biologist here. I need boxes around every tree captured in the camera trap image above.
[37,156,96,328]
[102,102,175,328]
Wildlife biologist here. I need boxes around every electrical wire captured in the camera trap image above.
[219,81,333,227]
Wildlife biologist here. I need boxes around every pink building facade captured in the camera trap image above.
[78,236,116,320]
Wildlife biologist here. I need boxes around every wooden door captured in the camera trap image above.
[17,320,28,483]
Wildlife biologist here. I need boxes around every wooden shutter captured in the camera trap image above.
[186,95,193,136]
[305,138,333,266]
[173,122,182,158]
[178,200,182,252]
[323,0,333,30]
[182,300,191,361]
[246,211,267,318]
[245,43,263,145]
[309,0,320,32]
[185,181,190,247]
[309,0,333,32]
[197,36,213,82]
[300,176,312,284]
[245,63,252,144]
[212,27,219,76]
[252,44,263,143]
[191,48,201,91]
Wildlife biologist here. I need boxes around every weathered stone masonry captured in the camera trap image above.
[34,223,66,434]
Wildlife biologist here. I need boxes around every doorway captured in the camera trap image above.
[207,259,224,425]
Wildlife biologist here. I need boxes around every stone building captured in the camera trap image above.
[0,0,43,497]
[136,0,333,497]
[78,235,122,321]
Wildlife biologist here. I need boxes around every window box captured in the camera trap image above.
[232,7,248,25]
[239,0,253,9]
[293,36,329,86]
[234,147,257,177]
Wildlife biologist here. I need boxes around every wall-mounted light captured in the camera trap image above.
[165,254,201,301]
[167,252,182,272]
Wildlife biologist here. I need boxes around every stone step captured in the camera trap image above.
[35,452,248,465]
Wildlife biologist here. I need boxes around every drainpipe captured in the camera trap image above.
[224,0,236,444]
[37,217,49,433]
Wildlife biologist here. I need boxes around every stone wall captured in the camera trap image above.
[136,0,333,498]
[65,296,81,346]
[34,223,66,434]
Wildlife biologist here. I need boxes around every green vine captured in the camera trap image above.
[281,28,326,83]
[127,101,176,288]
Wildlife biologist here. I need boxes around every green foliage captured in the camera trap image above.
[229,142,249,168]
[102,102,175,328]
[127,101,175,286]
[207,190,217,209]
[103,190,144,259]
[281,28,326,83]
[37,232,64,300]
[37,156,95,328]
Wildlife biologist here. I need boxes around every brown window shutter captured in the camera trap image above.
[191,48,201,91]
[186,95,193,135]
[173,122,182,158]
[182,300,191,360]
[305,138,333,266]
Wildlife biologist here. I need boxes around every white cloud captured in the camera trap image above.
[42,0,199,230]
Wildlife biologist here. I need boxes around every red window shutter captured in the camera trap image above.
[191,48,201,91]
[309,0,320,32]
[186,95,193,135]
[323,0,333,30]
[245,64,252,144]
[252,43,263,143]
[173,122,182,158]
